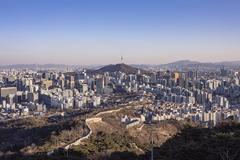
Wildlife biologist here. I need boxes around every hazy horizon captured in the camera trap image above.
[1,59,240,66]
[0,0,240,65]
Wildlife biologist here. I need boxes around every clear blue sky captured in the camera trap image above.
[0,0,240,65]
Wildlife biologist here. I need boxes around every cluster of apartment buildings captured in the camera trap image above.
[0,66,240,128]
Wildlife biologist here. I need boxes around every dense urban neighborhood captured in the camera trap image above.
[0,62,240,159]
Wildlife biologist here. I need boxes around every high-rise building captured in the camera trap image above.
[41,80,53,90]
[65,75,75,89]
[0,87,17,102]
[220,67,228,77]
[173,72,180,82]
[96,78,105,94]
[81,83,88,93]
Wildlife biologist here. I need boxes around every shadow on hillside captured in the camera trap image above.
[102,122,240,160]
[1,151,144,160]
[146,122,240,160]
[0,120,80,152]
[2,122,240,160]
[97,151,145,160]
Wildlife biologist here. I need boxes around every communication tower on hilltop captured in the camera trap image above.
[121,56,123,63]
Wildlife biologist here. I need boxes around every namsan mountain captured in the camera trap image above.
[94,63,149,74]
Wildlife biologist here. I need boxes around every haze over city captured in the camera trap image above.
[0,0,240,65]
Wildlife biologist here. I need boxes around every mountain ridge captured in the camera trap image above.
[1,60,240,70]
[93,63,149,74]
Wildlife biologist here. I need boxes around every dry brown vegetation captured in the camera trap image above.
[74,106,184,158]
[0,116,88,156]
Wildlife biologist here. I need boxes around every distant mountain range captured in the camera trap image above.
[214,60,240,66]
[159,60,201,68]
[0,63,148,74]
[160,60,201,68]
[0,64,72,69]
[0,64,97,70]
[159,60,240,69]
[1,60,240,71]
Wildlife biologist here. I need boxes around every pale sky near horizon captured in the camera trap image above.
[0,0,240,65]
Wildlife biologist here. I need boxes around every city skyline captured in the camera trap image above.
[1,1,240,160]
[0,0,240,65]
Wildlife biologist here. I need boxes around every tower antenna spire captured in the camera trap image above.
[121,56,123,63]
